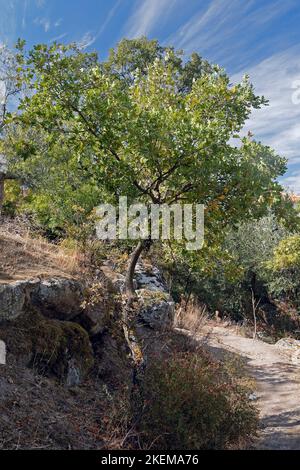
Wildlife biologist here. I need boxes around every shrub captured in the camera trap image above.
[266,234,300,302]
[134,352,258,450]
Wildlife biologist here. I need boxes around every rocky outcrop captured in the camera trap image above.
[0,278,84,322]
[0,261,175,386]
[0,307,94,386]
[137,289,174,330]
[275,338,300,364]
[0,277,93,385]
[30,278,84,320]
[101,261,175,331]
[135,263,167,292]
[0,280,37,321]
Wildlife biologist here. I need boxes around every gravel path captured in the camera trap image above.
[195,325,300,450]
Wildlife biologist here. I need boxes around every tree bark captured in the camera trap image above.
[0,175,4,213]
[125,240,147,298]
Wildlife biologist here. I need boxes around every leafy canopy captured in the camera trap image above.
[4,38,286,244]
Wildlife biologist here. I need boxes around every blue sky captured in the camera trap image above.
[1,0,300,191]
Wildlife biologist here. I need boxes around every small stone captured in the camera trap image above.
[0,340,6,365]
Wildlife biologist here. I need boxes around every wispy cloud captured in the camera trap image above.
[22,0,29,29]
[96,0,122,38]
[0,0,18,45]
[77,0,122,49]
[49,32,67,43]
[169,0,298,71]
[54,18,62,28]
[125,0,179,38]
[34,16,51,32]
[34,15,62,33]
[280,170,300,193]
[232,45,300,191]
[77,32,97,49]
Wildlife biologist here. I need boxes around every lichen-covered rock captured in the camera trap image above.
[135,263,167,292]
[0,279,39,321]
[137,289,175,330]
[0,307,94,385]
[30,278,84,320]
[275,338,300,364]
[0,278,84,322]
[79,282,119,336]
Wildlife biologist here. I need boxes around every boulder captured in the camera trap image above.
[30,278,84,321]
[0,307,94,385]
[0,279,38,321]
[0,278,84,322]
[135,263,167,292]
[275,337,300,364]
[137,289,175,330]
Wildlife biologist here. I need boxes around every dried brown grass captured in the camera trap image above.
[175,298,209,334]
[0,217,84,281]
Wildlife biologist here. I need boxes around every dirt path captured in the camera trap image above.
[194,325,300,450]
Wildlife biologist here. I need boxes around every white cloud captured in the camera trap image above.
[231,45,300,192]
[34,16,51,32]
[125,0,179,38]
[0,0,17,45]
[76,1,122,49]
[22,0,28,29]
[50,32,67,43]
[54,18,62,28]
[34,15,62,33]
[77,32,97,49]
[96,0,122,38]
[169,0,297,70]
[280,170,300,193]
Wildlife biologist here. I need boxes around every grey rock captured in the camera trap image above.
[135,263,167,292]
[66,359,81,387]
[0,279,39,321]
[0,340,6,365]
[276,338,300,364]
[0,278,84,322]
[30,278,84,320]
[137,289,175,330]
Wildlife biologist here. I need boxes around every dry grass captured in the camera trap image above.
[175,299,209,334]
[0,217,84,282]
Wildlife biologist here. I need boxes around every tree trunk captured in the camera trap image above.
[0,175,4,214]
[125,240,147,298]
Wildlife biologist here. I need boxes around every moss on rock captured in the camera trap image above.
[0,306,94,384]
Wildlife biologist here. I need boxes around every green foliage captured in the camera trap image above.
[266,234,300,301]
[135,352,258,450]
[162,215,291,320]
[4,38,285,248]
[104,37,214,91]
[268,234,300,270]
[1,180,22,216]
